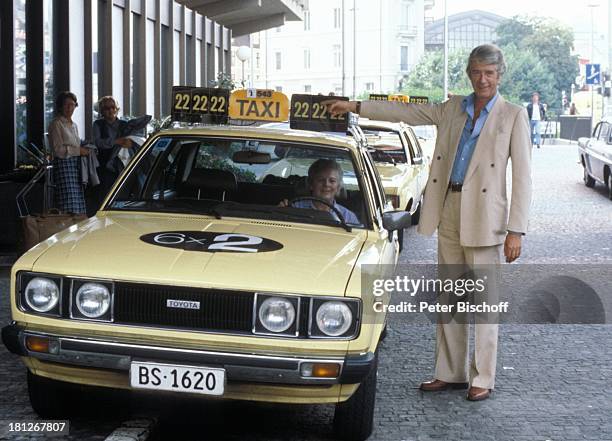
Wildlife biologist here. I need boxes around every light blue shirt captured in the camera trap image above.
[449,92,499,185]
[292,199,360,225]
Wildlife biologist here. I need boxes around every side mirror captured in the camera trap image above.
[382,210,411,231]
[577,137,589,148]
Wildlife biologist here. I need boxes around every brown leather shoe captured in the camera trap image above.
[466,386,491,401]
[419,379,469,391]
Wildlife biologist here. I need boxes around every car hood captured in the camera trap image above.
[27,212,367,296]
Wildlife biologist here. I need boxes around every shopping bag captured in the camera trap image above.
[21,209,87,251]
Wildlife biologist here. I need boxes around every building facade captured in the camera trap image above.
[1,0,303,171]
[233,0,431,99]
[425,10,507,52]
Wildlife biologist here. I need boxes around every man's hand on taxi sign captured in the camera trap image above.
[321,100,358,117]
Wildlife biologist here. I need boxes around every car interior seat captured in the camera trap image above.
[181,168,237,201]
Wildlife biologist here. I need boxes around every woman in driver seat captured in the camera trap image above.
[279,159,359,224]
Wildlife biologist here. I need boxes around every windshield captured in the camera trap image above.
[107,135,368,228]
[363,131,407,164]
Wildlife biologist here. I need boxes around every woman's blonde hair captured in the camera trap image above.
[98,96,120,113]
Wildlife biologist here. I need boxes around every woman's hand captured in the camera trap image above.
[115,137,133,148]
[79,147,90,156]
[278,199,290,207]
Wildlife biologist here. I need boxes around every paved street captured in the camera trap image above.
[1,143,611,440]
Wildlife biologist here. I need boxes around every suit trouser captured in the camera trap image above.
[433,191,501,389]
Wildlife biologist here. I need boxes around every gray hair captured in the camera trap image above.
[308,159,344,183]
[466,44,506,76]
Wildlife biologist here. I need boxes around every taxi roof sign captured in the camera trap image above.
[368,94,429,104]
[229,89,289,122]
[172,86,229,124]
[290,94,350,132]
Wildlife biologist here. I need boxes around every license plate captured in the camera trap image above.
[130,361,225,396]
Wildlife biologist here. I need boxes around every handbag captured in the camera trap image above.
[21,209,87,251]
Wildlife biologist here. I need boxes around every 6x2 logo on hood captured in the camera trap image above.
[140,231,284,253]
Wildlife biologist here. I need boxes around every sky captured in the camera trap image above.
[429,0,612,64]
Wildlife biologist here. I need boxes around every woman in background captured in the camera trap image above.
[48,91,89,214]
[93,96,150,202]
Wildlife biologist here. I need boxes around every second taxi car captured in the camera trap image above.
[2,89,409,441]
[578,116,612,200]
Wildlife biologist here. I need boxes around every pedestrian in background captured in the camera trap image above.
[93,96,150,206]
[569,102,579,115]
[323,44,532,402]
[527,92,546,148]
[48,91,89,214]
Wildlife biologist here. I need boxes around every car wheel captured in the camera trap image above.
[333,351,378,441]
[583,167,595,188]
[27,370,75,418]
[607,173,612,200]
[411,197,422,225]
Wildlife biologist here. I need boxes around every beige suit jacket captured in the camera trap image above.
[362,94,532,247]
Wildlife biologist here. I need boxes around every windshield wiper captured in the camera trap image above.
[110,198,223,218]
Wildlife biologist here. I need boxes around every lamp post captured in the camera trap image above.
[236,45,251,88]
[587,2,600,123]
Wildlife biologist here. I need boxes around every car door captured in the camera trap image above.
[402,126,427,201]
[589,122,610,181]
[359,148,398,265]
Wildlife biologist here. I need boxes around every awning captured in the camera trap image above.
[176,0,305,36]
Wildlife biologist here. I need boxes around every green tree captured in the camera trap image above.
[402,49,473,102]
[499,44,556,106]
[496,15,579,114]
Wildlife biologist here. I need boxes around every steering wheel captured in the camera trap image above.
[288,196,350,230]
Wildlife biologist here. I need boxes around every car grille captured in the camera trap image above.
[113,282,254,333]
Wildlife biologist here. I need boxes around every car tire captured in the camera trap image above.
[607,172,612,200]
[411,197,422,225]
[333,351,378,441]
[583,167,595,188]
[27,370,75,418]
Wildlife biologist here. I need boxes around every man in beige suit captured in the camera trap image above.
[324,44,532,401]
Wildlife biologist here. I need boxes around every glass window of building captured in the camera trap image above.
[304,85,312,93]
[333,8,341,29]
[275,52,282,70]
[400,0,411,29]
[15,0,27,151]
[304,10,311,31]
[333,44,341,68]
[400,46,409,71]
[303,49,310,69]
[43,0,54,136]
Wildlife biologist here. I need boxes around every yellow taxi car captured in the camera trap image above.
[2,89,408,441]
[360,119,429,221]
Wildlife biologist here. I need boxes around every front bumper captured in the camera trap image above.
[2,323,375,386]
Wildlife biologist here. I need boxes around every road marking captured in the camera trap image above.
[104,417,157,441]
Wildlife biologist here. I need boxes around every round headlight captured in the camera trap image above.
[76,283,110,318]
[315,301,352,337]
[24,277,60,313]
[258,297,295,333]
